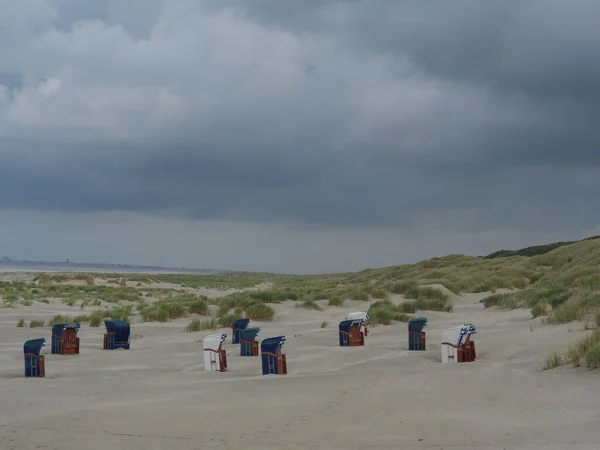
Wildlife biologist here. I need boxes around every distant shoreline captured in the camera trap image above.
[0,263,223,275]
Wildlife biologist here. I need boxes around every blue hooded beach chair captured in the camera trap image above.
[260,336,287,375]
[24,338,46,377]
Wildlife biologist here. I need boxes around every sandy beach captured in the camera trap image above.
[1,286,600,449]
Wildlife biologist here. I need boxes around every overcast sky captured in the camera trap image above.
[1,0,599,274]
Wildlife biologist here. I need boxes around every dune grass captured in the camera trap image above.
[16,318,25,327]
[141,294,209,322]
[0,280,147,307]
[48,314,74,326]
[296,300,323,311]
[29,319,45,328]
[543,328,600,370]
[367,300,413,325]
[88,307,132,326]
[185,318,219,332]
[328,297,345,307]
[479,239,600,323]
[36,272,268,290]
[245,303,275,321]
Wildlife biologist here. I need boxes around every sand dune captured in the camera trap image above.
[1,293,600,449]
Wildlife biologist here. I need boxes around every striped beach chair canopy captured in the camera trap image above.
[52,322,80,333]
[456,324,477,347]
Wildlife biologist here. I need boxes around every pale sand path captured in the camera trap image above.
[1,293,600,449]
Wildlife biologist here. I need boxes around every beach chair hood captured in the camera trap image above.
[347,312,369,322]
[233,318,250,330]
[408,318,428,333]
[232,318,250,343]
[203,333,227,351]
[24,338,46,356]
[241,327,260,341]
[104,320,130,343]
[260,336,286,354]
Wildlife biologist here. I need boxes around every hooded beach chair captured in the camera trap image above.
[203,333,228,372]
[103,320,131,350]
[24,338,46,377]
[232,318,250,344]
[51,323,80,355]
[347,311,370,336]
[408,317,428,351]
[460,324,477,361]
[240,327,260,356]
[260,336,287,375]
[441,325,462,363]
[339,319,365,347]
[441,324,477,363]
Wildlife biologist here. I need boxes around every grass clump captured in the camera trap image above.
[542,328,600,370]
[544,291,600,324]
[48,314,74,326]
[384,281,453,312]
[89,312,104,327]
[217,313,238,328]
[247,290,298,303]
[387,281,450,302]
[141,302,187,322]
[328,297,345,307]
[367,300,413,325]
[187,298,209,315]
[16,318,25,327]
[73,314,90,323]
[185,318,219,332]
[482,283,569,312]
[245,303,275,321]
[296,300,322,311]
[542,351,564,370]
[398,298,453,313]
[482,283,600,324]
[29,319,45,328]
[87,306,132,327]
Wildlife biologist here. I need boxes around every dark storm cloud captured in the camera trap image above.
[1,0,599,232]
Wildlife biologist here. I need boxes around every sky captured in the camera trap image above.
[1,0,599,274]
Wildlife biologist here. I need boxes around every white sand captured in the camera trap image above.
[2,292,600,449]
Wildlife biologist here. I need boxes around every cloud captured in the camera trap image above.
[0,0,599,271]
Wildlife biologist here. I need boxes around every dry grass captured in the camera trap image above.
[367,300,413,325]
[481,240,600,325]
[296,300,323,311]
[245,303,275,321]
[543,328,600,370]
[185,318,220,332]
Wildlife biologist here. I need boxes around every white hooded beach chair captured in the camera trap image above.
[441,324,477,363]
[203,333,228,372]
